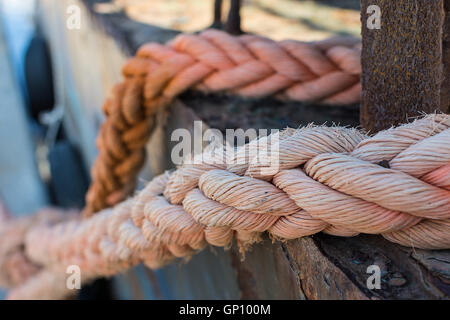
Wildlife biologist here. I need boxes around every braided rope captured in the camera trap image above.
[2,30,448,299]
[3,114,449,299]
[85,29,362,216]
[0,208,76,289]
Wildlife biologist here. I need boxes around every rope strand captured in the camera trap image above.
[1,114,449,299]
[1,31,449,300]
[84,29,362,216]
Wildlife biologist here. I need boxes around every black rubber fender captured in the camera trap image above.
[24,33,55,119]
[47,141,89,209]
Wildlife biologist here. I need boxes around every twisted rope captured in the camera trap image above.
[85,29,362,216]
[2,114,449,299]
[0,208,76,289]
[2,30,448,299]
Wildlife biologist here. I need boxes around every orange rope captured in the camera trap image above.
[84,29,362,216]
[2,31,449,300]
[0,114,449,300]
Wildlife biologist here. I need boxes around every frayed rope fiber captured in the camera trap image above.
[0,30,449,299]
[84,29,362,216]
[1,114,449,299]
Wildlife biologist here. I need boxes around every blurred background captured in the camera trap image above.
[0,0,360,299]
[94,0,360,40]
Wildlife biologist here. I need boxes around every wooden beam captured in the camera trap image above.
[361,0,450,132]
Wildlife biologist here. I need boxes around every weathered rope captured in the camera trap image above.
[1,114,449,299]
[1,30,448,299]
[0,208,76,289]
[85,29,362,216]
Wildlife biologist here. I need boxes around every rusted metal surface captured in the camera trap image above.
[211,0,223,29]
[358,0,450,299]
[442,0,450,114]
[224,0,242,35]
[361,0,450,133]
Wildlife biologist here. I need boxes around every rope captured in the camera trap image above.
[84,29,362,216]
[0,208,76,289]
[1,114,449,299]
[2,30,448,299]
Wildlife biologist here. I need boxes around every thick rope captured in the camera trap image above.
[1,114,449,299]
[0,208,76,289]
[84,29,362,216]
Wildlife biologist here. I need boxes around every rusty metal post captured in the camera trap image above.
[225,0,242,35]
[360,0,450,132]
[210,0,223,29]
